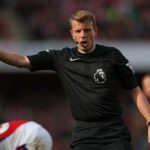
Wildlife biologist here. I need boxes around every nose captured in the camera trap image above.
[80,30,86,37]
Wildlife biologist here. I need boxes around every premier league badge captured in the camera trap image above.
[94,68,107,84]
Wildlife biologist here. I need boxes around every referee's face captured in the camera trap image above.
[70,20,98,53]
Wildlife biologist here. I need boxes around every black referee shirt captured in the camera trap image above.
[27,44,138,121]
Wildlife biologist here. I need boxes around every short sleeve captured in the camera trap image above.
[27,50,61,71]
[114,49,138,89]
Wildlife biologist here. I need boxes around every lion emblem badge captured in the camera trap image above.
[94,68,107,84]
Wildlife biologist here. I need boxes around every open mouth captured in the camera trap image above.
[81,41,87,44]
[80,41,88,45]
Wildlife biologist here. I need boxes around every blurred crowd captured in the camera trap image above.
[0,0,149,41]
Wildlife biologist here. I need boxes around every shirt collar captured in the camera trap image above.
[78,44,96,54]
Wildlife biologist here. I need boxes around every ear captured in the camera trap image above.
[70,29,72,33]
[94,26,99,37]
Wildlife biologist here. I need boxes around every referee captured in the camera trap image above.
[0,10,150,150]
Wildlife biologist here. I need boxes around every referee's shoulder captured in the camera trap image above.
[62,47,75,52]
[100,44,119,52]
[96,44,120,56]
[60,47,76,55]
[47,47,73,56]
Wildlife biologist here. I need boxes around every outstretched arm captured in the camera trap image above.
[129,87,150,142]
[0,50,32,68]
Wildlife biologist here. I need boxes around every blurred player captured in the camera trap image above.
[0,120,53,150]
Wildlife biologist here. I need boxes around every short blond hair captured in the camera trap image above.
[69,10,96,28]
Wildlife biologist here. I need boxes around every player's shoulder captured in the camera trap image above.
[0,120,28,140]
[24,121,41,128]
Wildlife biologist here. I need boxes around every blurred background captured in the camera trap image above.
[0,0,150,149]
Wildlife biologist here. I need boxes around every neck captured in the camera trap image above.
[78,44,96,54]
